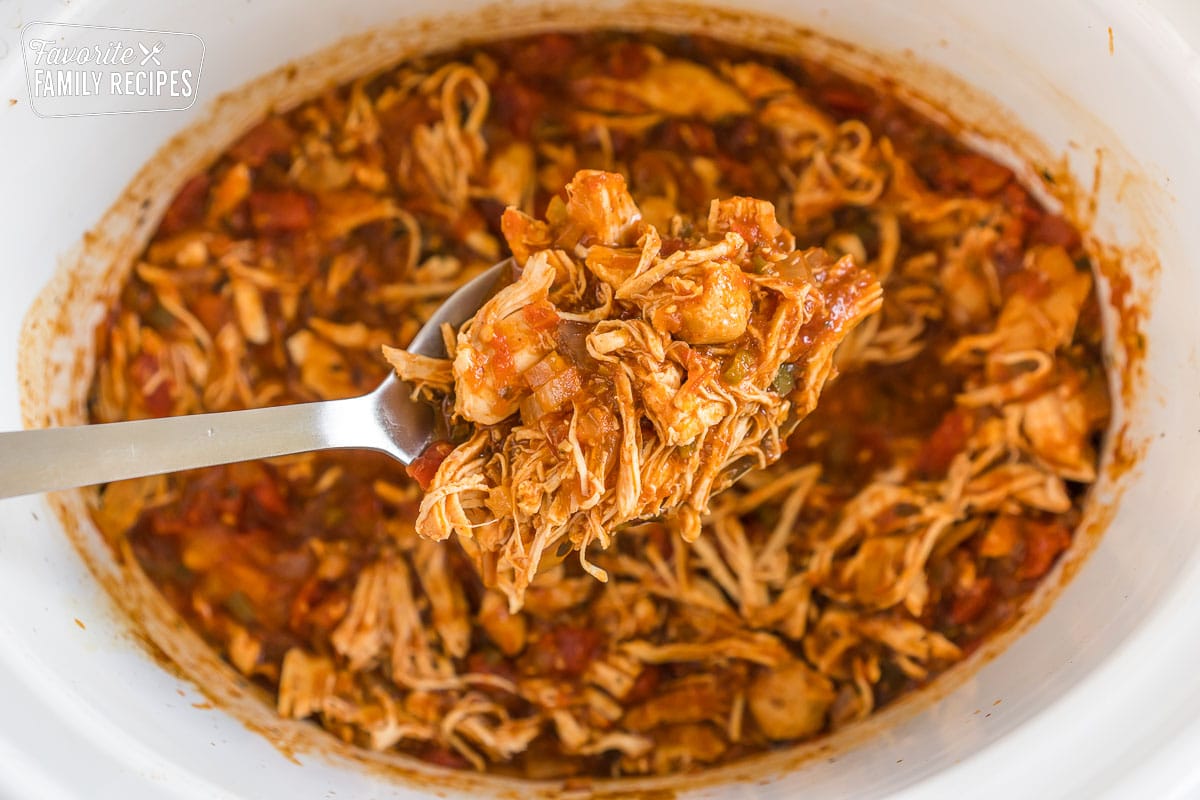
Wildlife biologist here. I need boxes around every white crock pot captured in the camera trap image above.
[1,0,1199,797]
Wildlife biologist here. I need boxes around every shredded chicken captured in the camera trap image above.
[385,170,881,607]
[88,31,1110,779]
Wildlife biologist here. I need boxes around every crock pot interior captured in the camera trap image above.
[1,1,1198,798]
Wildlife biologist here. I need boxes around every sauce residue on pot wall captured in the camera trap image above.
[17,2,1152,798]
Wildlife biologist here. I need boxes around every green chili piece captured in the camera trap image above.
[722,348,756,384]
[223,591,257,625]
[773,363,796,394]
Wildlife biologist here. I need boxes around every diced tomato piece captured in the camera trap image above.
[492,78,544,140]
[1000,182,1040,225]
[956,153,1012,196]
[143,383,173,417]
[159,174,210,236]
[248,190,315,234]
[818,85,872,116]
[406,440,455,491]
[229,117,297,167]
[607,40,651,79]
[1017,520,1072,580]
[512,33,577,77]
[249,479,289,517]
[719,118,761,154]
[624,664,661,704]
[1030,213,1081,251]
[992,187,1029,276]
[305,592,350,634]
[949,576,994,625]
[417,744,471,770]
[659,120,718,155]
[913,409,969,476]
[725,219,763,248]
[713,154,758,195]
[528,625,602,677]
[488,332,517,383]
[658,237,687,256]
[130,352,174,417]
[287,576,321,632]
[192,293,229,335]
[521,303,559,331]
[466,651,519,684]
[538,33,577,67]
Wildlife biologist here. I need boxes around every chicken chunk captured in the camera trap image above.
[664,261,754,345]
[747,659,835,740]
[574,59,751,122]
[452,254,559,425]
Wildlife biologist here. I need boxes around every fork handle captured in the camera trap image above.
[0,396,368,499]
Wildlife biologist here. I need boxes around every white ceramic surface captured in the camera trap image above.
[0,1,1198,798]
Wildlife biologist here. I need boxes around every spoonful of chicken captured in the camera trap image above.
[374,171,882,608]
